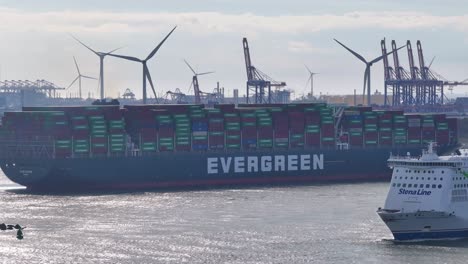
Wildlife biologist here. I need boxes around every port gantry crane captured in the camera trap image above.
[243,38,286,104]
[382,39,468,107]
[165,88,188,104]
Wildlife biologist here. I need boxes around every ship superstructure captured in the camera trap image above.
[378,143,468,241]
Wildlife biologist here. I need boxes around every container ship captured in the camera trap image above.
[0,103,459,191]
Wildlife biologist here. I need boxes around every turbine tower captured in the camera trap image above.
[334,39,406,105]
[305,65,318,98]
[184,59,214,104]
[108,26,177,104]
[67,56,97,99]
[71,36,122,100]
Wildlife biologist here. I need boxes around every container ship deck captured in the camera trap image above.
[0,103,459,191]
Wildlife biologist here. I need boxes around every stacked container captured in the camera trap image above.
[377,111,393,146]
[256,109,273,148]
[156,113,174,152]
[191,116,208,151]
[240,110,257,149]
[273,111,289,148]
[207,108,225,150]
[421,115,436,144]
[393,114,407,145]
[89,113,108,155]
[107,109,126,154]
[304,107,320,147]
[70,111,90,155]
[435,115,449,146]
[363,111,378,147]
[224,112,241,150]
[344,110,363,147]
[407,115,422,145]
[289,111,305,148]
[173,114,191,152]
[320,107,334,147]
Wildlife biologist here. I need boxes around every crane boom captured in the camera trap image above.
[417,40,427,80]
[381,39,391,81]
[243,38,254,81]
[391,40,401,80]
[407,41,417,80]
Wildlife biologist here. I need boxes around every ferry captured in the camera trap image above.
[377,143,468,241]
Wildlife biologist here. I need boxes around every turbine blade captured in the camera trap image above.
[334,38,367,64]
[184,59,197,75]
[144,64,157,99]
[70,34,98,56]
[67,76,79,89]
[197,71,215,76]
[81,75,98,80]
[105,46,125,55]
[370,44,406,65]
[305,64,312,74]
[108,53,142,62]
[73,56,81,75]
[363,67,369,103]
[146,26,177,61]
[188,80,193,94]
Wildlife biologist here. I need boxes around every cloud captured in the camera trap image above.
[288,41,331,54]
[0,7,467,35]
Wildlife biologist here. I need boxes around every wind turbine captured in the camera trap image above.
[304,65,318,99]
[334,39,406,105]
[108,26,177,104]
[67,56,97,99]
[184,59,214,104]
[71,36,122,100]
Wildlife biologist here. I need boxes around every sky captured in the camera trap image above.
[0,0,467,99]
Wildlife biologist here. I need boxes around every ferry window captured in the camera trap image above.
[423,170,426,173]
[396,169,399,172]
[397,183,401,187]
[408,184,412,188]
[400,177,402,179]
[392,183,396,187]
[442,171,445,174]
[438,184,442,189]
[422,177,425,180]
[440,178,443,181]
[405,177,408,179]
[420,184,424,188]
[416,177,419,180]
[403,184,407,187]
[432,184,436,189]
[426,184,430,188]
[410,177,413,180]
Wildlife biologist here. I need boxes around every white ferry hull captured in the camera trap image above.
[378,144,468,241]
[378,210,468,241]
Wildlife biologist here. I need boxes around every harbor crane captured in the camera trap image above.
[243,38,286,104]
